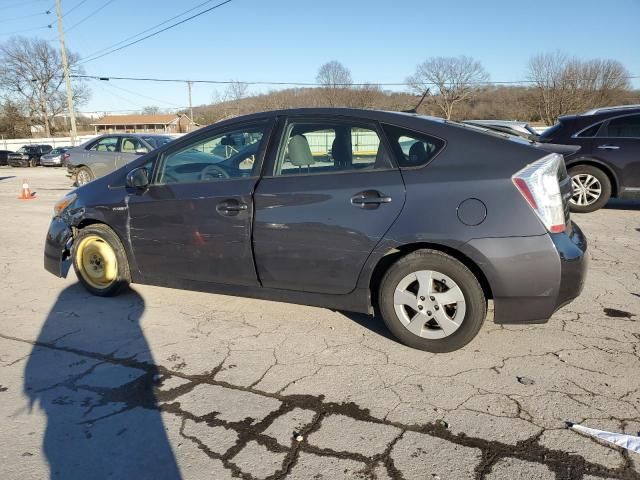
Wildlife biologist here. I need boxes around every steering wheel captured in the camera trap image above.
[200,164,230,181]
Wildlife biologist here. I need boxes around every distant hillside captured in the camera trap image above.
[189,85,640,126]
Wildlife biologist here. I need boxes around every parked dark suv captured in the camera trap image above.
[539,105,640,212]
[7,144,53,167]
[44,108,588,352]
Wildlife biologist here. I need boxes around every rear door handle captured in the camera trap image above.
[216,200,248,216]
[597,144,620,150]
[350,190,392,209]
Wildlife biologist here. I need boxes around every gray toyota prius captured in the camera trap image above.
[44,108,588,352]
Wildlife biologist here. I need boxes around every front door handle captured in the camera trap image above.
[216,200,248,216]
[597,144,620,150]
[350,190,392,209]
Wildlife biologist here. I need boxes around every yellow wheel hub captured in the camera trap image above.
[76,235,118,289]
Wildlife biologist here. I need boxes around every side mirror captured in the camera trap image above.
[126,167,149,189]
[135,147,149,154]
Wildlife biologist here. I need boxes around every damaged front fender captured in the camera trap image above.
[44,217,74,278]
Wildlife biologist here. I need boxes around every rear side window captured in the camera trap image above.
[382,125,445,168]
[274,120,392,176]
[602,115,640,138]
[576,123,603,137]
[89,137,118,152]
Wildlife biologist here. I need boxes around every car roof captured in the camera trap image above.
[209,107,446,126]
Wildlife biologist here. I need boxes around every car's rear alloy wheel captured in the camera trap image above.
[76,166,94,186]
[568,165,611,213]
[393,270,466,340]
[73,224,130,296]
[379,250,486,352]
[571,174,601,207]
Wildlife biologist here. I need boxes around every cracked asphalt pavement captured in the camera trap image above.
[1,168,639,479]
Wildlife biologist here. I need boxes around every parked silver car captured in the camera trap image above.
[40,147,71,167]
[66,134,175,185]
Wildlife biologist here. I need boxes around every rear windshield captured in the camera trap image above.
[538,123,562,139]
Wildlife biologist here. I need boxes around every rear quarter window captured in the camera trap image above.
[382,124,445,168]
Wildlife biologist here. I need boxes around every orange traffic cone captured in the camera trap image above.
[17,180,36,200]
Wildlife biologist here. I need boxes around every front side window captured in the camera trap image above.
[274,121,390,176]
[90,137,118,152]
[383,125,445,167]
[157,123,267,185]
[602,115,640,138]
[121,137,147,154]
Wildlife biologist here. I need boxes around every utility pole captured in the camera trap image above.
[54,0,78,144]
[187,81,193,129]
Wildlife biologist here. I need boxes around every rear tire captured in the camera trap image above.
[29,158,37,168]
[76,166,94,186]
[378,249,486,353]
[568,165,611,213]
[73,224,130,297]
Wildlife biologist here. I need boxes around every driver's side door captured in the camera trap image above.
[127,119,274,286]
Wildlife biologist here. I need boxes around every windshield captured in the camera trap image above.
[142,136,174,148]
[538,123,562,140]
[50,148,65,154]
[17,146,36,153]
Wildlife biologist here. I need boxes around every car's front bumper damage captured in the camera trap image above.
[44,217,73,278]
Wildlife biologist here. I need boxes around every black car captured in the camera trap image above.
[44,108,587,352]
[7,144,53,167]
[539,105,640,212]
[0,150,14,166]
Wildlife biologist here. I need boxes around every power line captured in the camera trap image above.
[78,0,234,64]
[3,0,47,10]
[0,25,50,36]
[65,0,115,33]
[72,73,640,88]
[0,11,48,24]
[80,0,225,60]
[63,0,92,17]
[88,78,185,108]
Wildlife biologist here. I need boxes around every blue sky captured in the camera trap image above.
[3,0,640,115]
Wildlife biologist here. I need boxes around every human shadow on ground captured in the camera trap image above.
[23,284,182,479]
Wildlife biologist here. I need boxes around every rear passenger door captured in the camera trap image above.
[594,114,640,189]
[253,116,406,295]
[87,136,120,177]
[117,136,148,169]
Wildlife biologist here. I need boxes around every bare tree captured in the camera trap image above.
[316,61,352,106]
[141,106,161,115]
[225,81,248,102]
[406,56,489,119]
[527,52,630,124]
[0,37,89,137]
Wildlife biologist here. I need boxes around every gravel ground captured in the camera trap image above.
[1,167,639,480]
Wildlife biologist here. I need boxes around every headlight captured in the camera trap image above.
[54,192,77,215]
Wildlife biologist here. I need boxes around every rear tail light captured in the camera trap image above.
[62,153,70,164]
[512,153,566,233]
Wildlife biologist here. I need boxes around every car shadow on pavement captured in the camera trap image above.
[605,198,640,211]
[337,310,397,341]
[23,284,182,480]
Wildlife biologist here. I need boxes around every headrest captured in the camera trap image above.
[408,141,427,165]
[288,135,315,167]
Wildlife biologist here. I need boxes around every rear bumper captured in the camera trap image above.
[463,222,588,324]
[44,217,73,278]
[41,158,62,166]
